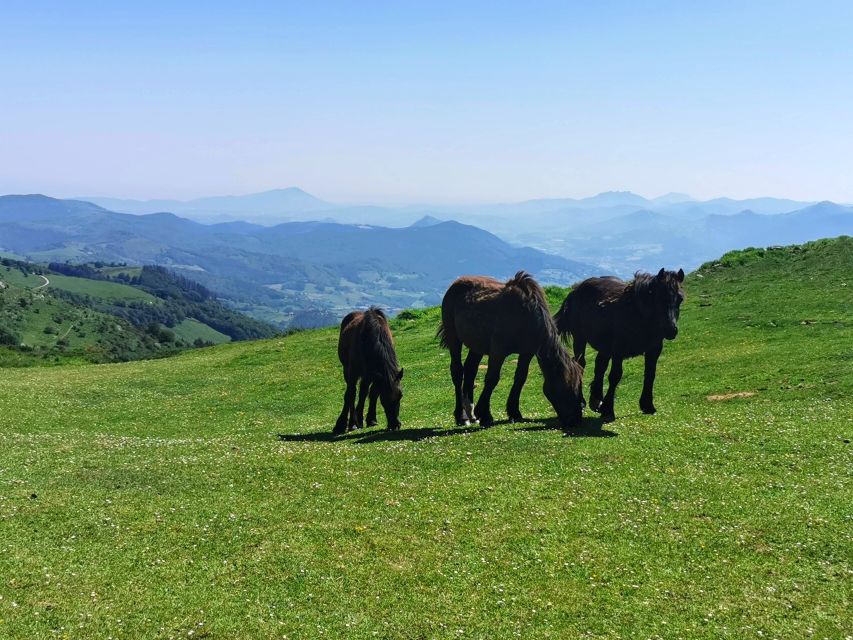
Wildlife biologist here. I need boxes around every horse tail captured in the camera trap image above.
[436,317,450,349]
[436,293,457,350]
[553,291,575,339]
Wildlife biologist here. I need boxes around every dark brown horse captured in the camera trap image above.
[334,307,404,434]
[438,271,583,429]
[554,268,685,423]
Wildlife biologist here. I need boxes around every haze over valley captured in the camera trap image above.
[2,188,849,328]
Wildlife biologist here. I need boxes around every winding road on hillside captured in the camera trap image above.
[35,275,50,290]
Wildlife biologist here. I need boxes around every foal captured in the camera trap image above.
[438,271,583,429]
[554,268,685,423]
[334,307,403,434]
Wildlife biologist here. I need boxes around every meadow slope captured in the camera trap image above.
[0,238,850,639]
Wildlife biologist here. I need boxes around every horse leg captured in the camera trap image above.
[573,335,588,410]
[474,352,506,427]
[639,342,663,415]
[462,350,483,423]
[354,378,370,429]
[506,352,533,422]
[589,351,609,412]
[449,342,467,425]
[365,382,380,426]
[600,357,623,423]
[334,374,358,434]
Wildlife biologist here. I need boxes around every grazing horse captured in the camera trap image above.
[438,271,583,429]
[554,268,685,423]
[334,307,404,434]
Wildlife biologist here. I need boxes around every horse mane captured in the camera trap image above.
[362,306,399,386]
[506,270,550,312]
[505,271,570,370]
[628,271,655,304]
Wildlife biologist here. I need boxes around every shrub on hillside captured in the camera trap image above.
[0,327,20,346]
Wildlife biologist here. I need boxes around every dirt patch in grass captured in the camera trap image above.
[706,391,757,401]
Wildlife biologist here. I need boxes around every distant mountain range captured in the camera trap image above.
[76,187,853,275]
[541,201,853,273]
[79,187,334,222]
[0,195,596,327]
[2,189,850,326]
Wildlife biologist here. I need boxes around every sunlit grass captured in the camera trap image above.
[0,238,850,638]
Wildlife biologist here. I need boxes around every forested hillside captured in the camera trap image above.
[0,259,278,364]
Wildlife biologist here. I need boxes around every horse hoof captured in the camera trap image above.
[640,401,656,415]
[367,419,378,427]
[601,412,616,424]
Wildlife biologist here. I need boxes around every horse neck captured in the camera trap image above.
[618,289,661,338]
[364,323,398,385]
[536,334,569,381]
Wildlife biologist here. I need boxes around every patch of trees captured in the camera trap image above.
[290,308,339,329]
[136,266,212,302]
[48,262,106,280]
[0,326,20,345]
[134,267,278,340]
[48,266,278,341]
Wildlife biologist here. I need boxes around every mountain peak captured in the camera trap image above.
[583,191,649,207]
[652,192,694,205]
[409,214,443,228]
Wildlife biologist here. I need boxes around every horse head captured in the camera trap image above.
[379,368,404,429]
[647,268,685,339]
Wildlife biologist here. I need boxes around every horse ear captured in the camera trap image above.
[396,368,404,381]
[657,268,666,278]
[677,268,685,282]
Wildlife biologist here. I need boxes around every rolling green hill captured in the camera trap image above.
[0,238,850,638]
[0,268,168,365]
[0,259,275,363]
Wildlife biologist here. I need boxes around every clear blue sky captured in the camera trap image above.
[2,1,851,204]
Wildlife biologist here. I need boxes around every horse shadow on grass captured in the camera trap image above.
[278,424,489,444]
[513,415,618,438]
[278,415,615,444]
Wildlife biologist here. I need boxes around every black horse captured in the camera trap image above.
[334,307,404,434]
[554,268,685,423]
[438,271,583,429]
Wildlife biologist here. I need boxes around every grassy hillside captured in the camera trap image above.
[47,273,158,302]
[0,238,850,638]
[0,260,275,363]
[0,272,166,366]
[172,317,231,345]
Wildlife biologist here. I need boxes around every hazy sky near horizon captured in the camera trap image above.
[2,1,852,204]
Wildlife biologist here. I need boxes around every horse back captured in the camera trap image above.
[557,277,626,339]
[441,274,551,355]
[338,311,364,367]
[563,276,657,356]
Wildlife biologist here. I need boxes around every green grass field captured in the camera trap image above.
[1,264,47,289]
[0,238,850,638]
[173,318,232,345]
[46,274,158,303]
